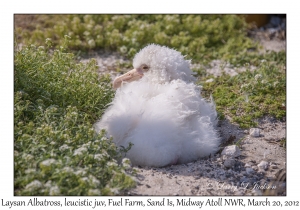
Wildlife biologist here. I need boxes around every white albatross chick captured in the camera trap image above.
[95,44,220,167]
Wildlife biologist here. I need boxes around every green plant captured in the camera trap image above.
[15,14,257,64]
[14,39,135,195]
[200,51,286,128]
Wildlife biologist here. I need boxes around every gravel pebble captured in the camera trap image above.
[250,128,260,137]
[245,163,251,168]
[224,158,236,168]
[257,161,269,171]
[221,145,241,158]
[246,168,254,174]
[252,188,263,196]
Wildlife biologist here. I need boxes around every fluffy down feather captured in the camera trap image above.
[95,44,220,167]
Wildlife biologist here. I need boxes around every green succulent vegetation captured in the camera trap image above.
[199,51,286,128]
[15,14,255,64]
[14,38,135,195]
[14,14,286,195]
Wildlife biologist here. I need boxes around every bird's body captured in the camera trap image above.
[95,44,220,167]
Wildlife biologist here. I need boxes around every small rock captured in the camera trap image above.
[246,168,254,174]
[252,166,258,171]
[257,161,269,171]
[252,188,263,196]
[240,176,249,183]
[221,145,241,158]
[250,128,260,137]
[245,163,251,168]
[136,174,144,181]
[244,130,249,134]
[224,158,236,168]
[146,184,151,188]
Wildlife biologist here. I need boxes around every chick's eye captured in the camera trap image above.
[142,65,149,71]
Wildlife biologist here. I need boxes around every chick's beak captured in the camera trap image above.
[113,68,144,89]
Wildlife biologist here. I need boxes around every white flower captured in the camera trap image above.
[83,31,90,36]
[261,79,267,84]
[89,175,100,186]
[74,169,87,176]
[25,180,42,190]
[49,186,60,196]
[62,166,73,173]
[40,159,57,167]
[88,39,95,48]
[122,158,131,165]
[88,189,101,196]
[94,154,103,161]
[100,149,109,157]
[254,74,262,81]
[44,180,52,188]
[25,168,36,174]
[120,46,128,53]
[23,153,34,161]
[122,158,131,169]
[71,111,78,116]
[80,177,89,183]
[64,35,71,39]
[241,83,248,89]
[82,142,91,147]
[73,147,87,156]
[59,144,70,151]
[107,161,118,167]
